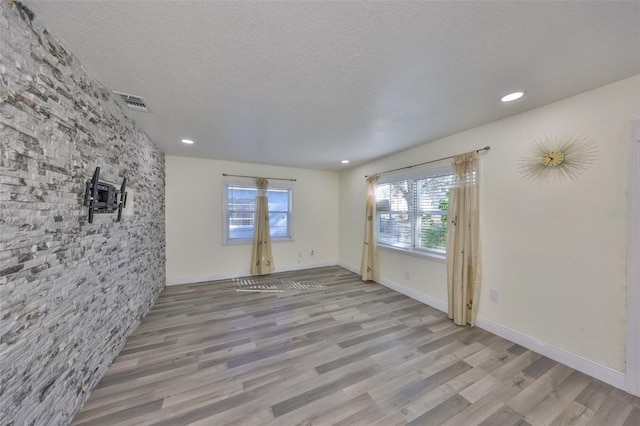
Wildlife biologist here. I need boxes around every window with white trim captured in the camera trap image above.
[376,169,454,255]
[224,182,292,242]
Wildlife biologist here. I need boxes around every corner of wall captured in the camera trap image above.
[0,2,166,423]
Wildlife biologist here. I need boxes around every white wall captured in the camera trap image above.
[339,75,640,376]
[166,156,339,284]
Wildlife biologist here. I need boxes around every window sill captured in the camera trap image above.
[378,243,446,264]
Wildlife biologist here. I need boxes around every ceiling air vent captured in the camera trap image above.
[113,91,150,112]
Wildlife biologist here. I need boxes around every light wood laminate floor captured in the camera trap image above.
[72,266,640,425]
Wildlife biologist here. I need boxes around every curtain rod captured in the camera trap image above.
[222,173,297,182]
[365,146,491,178]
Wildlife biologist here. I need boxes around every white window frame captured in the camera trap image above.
[375,164,453,261]
[223,179,294,244]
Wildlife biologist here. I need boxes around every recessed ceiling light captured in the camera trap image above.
[181,139,194,144]
[501,91,525,102]
[341,160,350,164]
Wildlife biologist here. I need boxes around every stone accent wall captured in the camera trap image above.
[0,1,166,424]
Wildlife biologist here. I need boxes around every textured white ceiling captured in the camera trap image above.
[25,1,640,171]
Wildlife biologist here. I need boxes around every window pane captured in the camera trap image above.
[417,213,447,251]
[378,213,412,249]
[227,187,257,212]
[416,174,452,251]
[376,181,412,249]
[226,185,292,241]
[228,211,255,239]
[269,212,288,237]
[267,189,290,211]
[375,173,453,253]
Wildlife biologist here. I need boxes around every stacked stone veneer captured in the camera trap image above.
[0,1,165,424]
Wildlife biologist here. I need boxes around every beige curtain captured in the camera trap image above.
[250,178,274,275]
[446,152,481,326]
[360,175,380,281]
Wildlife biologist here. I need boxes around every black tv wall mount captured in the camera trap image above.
[83,167,127,224]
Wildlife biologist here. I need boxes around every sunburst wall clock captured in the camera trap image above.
[518,133,598,184]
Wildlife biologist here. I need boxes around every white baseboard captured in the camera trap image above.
[358,272,626,392]
[166,271,241,286]
[166,259,339,286]
[169,261,627,391]
[378,277,448,313]
[476,316,625,390]
[338,261,359,275]
[338,260,448,312]
[278,260,339,273]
